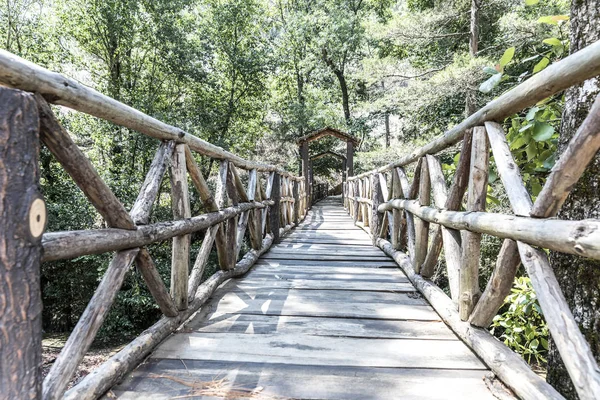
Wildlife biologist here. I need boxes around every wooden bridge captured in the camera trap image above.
[1,41,600,400]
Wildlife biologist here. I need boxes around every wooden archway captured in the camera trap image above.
[297,127,359,206]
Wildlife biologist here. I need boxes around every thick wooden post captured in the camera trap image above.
[414,158,430,273]
[460,126,489,320]
[269,172,281,243]
[370,174,384,244]
[300,141,311,208]
[293,179,299,225]
[0,88,44,400]
[346,140,354,177]
[170,143,191,310]
[214,160,231,270]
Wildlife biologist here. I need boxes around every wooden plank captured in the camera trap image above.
[152,332,486,370]
[169,143,191,311]
[250,264,408,278]
[113,359,496,400]
[196,287,436,321]
[460,126,488,320]
[188,314,456,340]
[255,259,398,268]
[235,278,415,292]
[261,253,391,261]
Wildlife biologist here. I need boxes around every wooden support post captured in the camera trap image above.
[469,239,520,327]
[370,173,384,244]
[378,173,393,240]
[460,126,489,320]
[135,249,178,317]
[414,158,430,272]
[36,95,136,230]
[170,143,191,310]
[391,169,403,250]
[486,121,600,399]
[43,249,140,400]
[0,88,44,400]
[301,141,311,208]
[214,160,231,270]
[225,164,239,268]
[184,145,229,266]
[396,166,417,256]
[293,179,299,226]
[130,141,175,225]
[269,172,281,243]
[187,225,219,301]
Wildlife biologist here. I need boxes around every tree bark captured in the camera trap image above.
[0,87,43,400]
[547,1,600,397]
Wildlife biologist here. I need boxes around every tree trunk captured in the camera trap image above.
[334,68,351,123]
[465,0,479,117]
[547,1,600,398]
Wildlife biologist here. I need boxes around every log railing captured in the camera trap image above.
[345,40,600,400]
[0,50,308,400]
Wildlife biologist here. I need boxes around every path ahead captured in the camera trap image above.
[112,197,495,399]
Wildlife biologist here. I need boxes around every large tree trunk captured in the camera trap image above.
[547,1,600,398]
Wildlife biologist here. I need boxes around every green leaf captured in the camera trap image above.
[525,106,540,121]
[532,122,555,141]
[510,134,529,150]
[526,143,538,161]
[531,180,543,196]
[538,15,569,25]
[525,0,540,4]
[483,66,499,75]
[533,57,550,73]
[543,38,562,48]
[499,47,515,67]
[479,73,502,93]
[543,153,557,169]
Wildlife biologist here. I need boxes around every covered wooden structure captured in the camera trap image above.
[297,127,359,206]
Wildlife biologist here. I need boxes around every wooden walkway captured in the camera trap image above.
[111,197,496,399]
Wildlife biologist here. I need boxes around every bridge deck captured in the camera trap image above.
[111,197,495,399]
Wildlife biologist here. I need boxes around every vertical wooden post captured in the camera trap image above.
[414,158,430,273]
[214,160,231,270]
[0,88,44,400]
[370,173,384,244]
[346,140,354,177]
[170,143,191,310]
[460,126,489,320]
[269,172,281,243]
[391,169,403,250]
[293,179,299,226]
[300,141,311,208]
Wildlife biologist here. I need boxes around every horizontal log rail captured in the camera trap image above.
[345,40,600,400]
[42,201,274,262]
[0,50,311,400]
[379,200,600,260]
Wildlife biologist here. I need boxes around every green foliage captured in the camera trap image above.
[491,277,549,365]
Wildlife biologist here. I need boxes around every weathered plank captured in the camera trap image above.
[114,359,496,400]
[153,332,486,370]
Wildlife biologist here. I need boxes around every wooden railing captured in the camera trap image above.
[0,50,308,400]
[345,40,600,400]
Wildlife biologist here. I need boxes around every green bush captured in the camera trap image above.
[490,277,549,365]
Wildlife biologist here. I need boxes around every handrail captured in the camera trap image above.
[343,38,600,400]
[0,50,310,400]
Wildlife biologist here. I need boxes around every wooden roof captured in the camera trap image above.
[297,127,359,146]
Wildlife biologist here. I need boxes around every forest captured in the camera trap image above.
[1,0,598,398]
